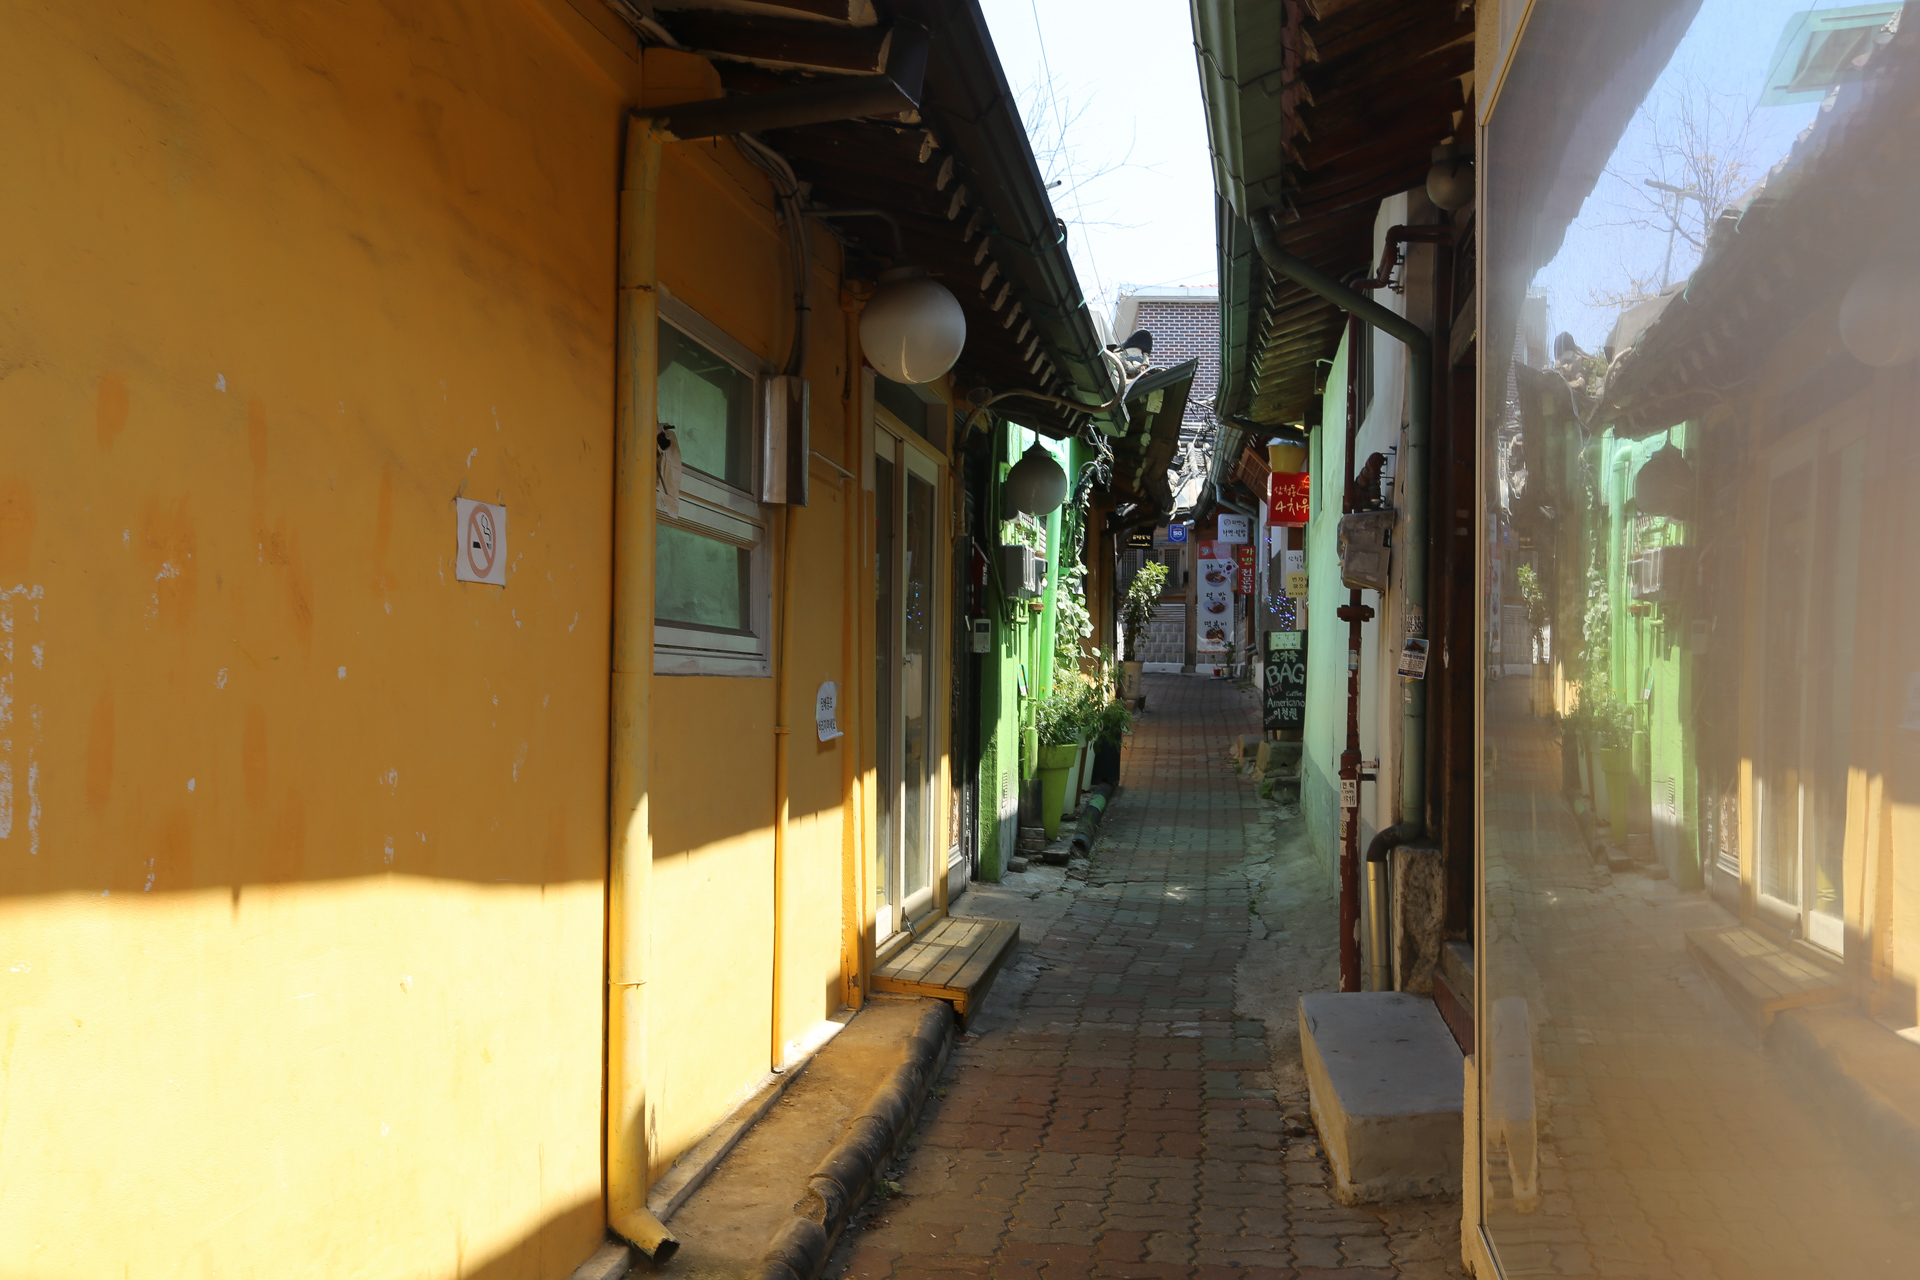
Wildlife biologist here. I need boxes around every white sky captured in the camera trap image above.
[977,0,1219,328]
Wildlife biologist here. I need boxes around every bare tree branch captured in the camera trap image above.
[1588,73,1761,308]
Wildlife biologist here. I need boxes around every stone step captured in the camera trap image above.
[1299,992,1464,1205]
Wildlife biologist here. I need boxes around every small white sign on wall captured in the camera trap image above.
[455,499,508,586]
[815,681,842,742]
[1216,513,1250,544]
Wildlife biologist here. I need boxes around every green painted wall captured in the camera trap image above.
[973,427,1082,880]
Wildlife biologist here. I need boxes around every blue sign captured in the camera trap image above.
[1167,523,1188,544]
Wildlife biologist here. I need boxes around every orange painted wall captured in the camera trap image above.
[0,1,640,1273]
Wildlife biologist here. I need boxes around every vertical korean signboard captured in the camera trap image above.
[1234,543,1256,594]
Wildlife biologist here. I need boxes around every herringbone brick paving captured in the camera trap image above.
[827,675,1463,1280]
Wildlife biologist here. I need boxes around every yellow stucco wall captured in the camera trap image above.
[0,1,638,1274]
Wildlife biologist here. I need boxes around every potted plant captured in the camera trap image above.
[1118,561,1169,701]
[1518,564,1552,717]
[1032,685,1082,839]
[1090,694,1133,786]
[1589,696,1636,837]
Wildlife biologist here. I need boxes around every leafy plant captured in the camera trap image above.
[1568,685,1634,749]
[1516,564,1549,662]
[1033,682,1085,746]
[1095,696,1133,743]
[1119,561,1170,661]
[1054,577,1093,673]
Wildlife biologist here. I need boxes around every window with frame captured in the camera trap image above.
[655,295,770,676]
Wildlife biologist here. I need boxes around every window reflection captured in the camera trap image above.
[1483,2,1920,1274]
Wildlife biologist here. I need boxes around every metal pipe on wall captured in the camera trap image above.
[1252,217,1435,832]
[1336,312,1370,994]
[608,118,679,1262]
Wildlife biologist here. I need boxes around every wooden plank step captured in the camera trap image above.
[873,916,1020,1025]
[1686,926,1849,1029]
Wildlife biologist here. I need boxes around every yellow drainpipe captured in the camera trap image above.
[772,505,794,1067]
[608,116,677,1262]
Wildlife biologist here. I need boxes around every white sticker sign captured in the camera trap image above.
[1341,778,1358,809]
[815,681,843,742]
[1398,637,1429,679]
[455,499,508,586]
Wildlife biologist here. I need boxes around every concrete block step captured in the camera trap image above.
[1299,992,1463,1204]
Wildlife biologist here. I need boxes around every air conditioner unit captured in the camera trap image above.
[1629,544,1695,602]
[999,544,1042,599]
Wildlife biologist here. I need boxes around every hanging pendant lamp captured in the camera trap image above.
[860,266,968,384]
[1004,441,1068,517]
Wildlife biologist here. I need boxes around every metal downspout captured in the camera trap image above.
[1250,217,1434,837]
[609,120,678,1260]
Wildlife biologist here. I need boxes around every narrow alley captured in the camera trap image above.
[826,675,1464,1280]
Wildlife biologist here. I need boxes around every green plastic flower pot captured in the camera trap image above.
[1036,742,1078,839]
[1599,747,1634,838]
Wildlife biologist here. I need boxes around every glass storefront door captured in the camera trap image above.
[873,426,941,944]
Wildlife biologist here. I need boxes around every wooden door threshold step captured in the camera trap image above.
[1685,925,1848,1030]
[871,915,1020,1025]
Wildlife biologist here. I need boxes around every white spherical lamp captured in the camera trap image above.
[860,266,967,384]
[1425,142,1474,213]
[1004,442,1068,518]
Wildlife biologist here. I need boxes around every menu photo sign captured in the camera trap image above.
[1196,539,1234,652]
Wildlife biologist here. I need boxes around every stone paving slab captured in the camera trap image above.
[822,675,1465,1280]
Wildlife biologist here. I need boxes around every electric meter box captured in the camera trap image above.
[970,617,993,653]
[999,543,1042,599]
[1338,511,1395,591]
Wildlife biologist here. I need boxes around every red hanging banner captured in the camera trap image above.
[1234,543,1256,594]
[1268,471,1310,527]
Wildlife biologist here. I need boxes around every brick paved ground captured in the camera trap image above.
[826,674,1464,1280]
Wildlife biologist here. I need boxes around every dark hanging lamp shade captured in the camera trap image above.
[1634,443,1694,519]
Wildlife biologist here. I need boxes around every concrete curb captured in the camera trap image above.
[746,999,956,1280]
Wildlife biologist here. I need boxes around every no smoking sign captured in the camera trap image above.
[455,498,508,586]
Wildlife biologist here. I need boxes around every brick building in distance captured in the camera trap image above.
[1112,286,1222,673]
[1113,286,1219,455]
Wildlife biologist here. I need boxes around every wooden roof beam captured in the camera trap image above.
[662,11,890,74]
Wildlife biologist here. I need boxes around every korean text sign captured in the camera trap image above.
[1269,471,1310,527]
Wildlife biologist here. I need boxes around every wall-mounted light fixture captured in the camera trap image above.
[860,265,967,384]
[1425,142,1474,212]
[1267,429,1310,474]
[1838,263,1920,366]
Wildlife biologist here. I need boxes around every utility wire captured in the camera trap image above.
[1027,0,1110,315]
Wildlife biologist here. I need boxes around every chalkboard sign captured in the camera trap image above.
[1264,631,1308,731]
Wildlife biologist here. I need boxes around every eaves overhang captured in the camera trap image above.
[642,1,1119,439]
